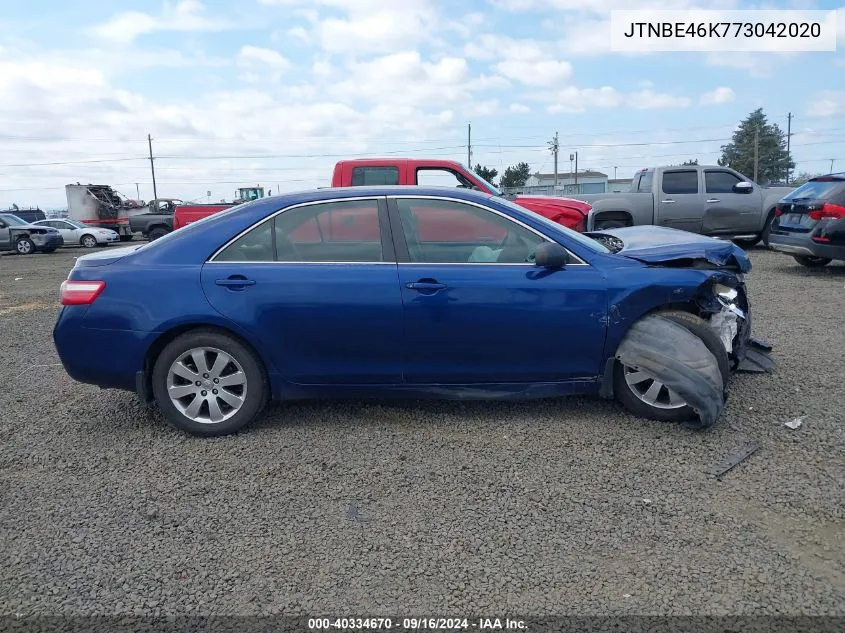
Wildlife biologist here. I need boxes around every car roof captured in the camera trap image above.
[812,173,845,182]
[244,185,497,212]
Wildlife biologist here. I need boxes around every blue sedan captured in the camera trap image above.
[53,186,774,437]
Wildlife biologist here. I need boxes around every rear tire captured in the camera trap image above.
[147,227,169,241]
[151,329,268,437]
[793,255,831,268]
[732,236,760,248]
[119,235,133,242]
[595,218,628,230]
[613,310,729,424]
[80,234,98,248]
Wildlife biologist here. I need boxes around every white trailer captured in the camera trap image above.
[65,184,147,242]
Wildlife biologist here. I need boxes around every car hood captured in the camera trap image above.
[12,222,57,232]
[586,225,752,272]
[513,194,592,214]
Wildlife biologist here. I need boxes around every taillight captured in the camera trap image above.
[774,206,782,217]
[60,280,105,306]
[808,202,845,221]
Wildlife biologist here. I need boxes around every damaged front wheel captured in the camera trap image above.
[613,310,730,426]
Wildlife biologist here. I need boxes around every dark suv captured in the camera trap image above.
[768,173,845,268]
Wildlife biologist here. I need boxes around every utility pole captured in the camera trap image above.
[574,151,579,188]
[135,183,140,199]
[549,131,559,189]
[614,166,618,179]
[147,134,158,199]
[753,126,759,183]
[467,122,472,168]
[830,159,836,173]
[786,112,792,183]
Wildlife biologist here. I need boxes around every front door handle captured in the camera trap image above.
[706,198,720,203]
[406,282,446,291]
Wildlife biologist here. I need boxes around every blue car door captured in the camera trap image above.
[388,195,608,384]
[200,196,405,385]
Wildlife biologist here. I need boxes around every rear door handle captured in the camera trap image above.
[706,198,720,203]
[216,277,256,288]
[660,199,676,204]
[406,282,446,291]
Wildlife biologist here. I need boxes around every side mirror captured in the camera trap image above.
[733,182,754,194]
[0,221,6,228]
[534,242,570,269]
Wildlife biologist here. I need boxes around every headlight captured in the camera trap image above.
[713,283,745,319]
[713,284,738,302]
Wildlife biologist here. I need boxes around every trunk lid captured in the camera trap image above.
[774,198,820,233]
[72,244,142,268]
[586,225,751,272]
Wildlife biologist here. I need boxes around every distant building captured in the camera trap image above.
[608,178,633,192]
[503,170,611,195]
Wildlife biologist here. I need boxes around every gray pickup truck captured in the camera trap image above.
[572,165,793,246]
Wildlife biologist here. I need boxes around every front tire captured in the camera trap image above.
[151,329,268,437]
[15,237,34,255]
[793,255,831,268]
[81,234,98,248]
[613,311,729,424]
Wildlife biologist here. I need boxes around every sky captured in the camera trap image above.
[0,0,844,208]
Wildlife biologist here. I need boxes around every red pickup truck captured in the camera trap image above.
[171,158,591,233]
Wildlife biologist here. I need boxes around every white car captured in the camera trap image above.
[32,219,120,248]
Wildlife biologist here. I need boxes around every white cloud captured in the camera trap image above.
[259,0,439,55]
[547,86,691,113]
[238,46,290,69]
[495,59,572,86]
[90,0,234,43]
[509,103,531,113]
[699,87,735,106]
[806,91,845,118]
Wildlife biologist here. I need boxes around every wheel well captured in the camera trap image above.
[148,223,168,232]
[594,211,633,227]
[141,324,271,402]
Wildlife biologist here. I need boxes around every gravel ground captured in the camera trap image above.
[1,244,843,618]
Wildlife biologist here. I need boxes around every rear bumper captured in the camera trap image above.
[768,231,845,260]
[53,307,154,392]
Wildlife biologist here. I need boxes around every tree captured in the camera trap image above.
[473,164,498,183]
[499,162,531,188]
[682,159,699,165]
[718,108,794,184]
[789,171,821,187]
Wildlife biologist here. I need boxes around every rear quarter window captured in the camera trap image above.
[350,167,399,186]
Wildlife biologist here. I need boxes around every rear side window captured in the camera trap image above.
[662,170,699,195]
[705,170,743,193]
[636,171,654,193]
[350,167,399,186]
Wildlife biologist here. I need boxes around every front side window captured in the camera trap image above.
[395,198,548,264]
[416,168,474,189]
[662,170,699,195]
[705,170,743,193]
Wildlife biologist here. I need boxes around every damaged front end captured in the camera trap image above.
[695,275,776,374]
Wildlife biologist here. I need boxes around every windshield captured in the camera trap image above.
[460,163,502,196]
[784,179,844,201]
[0,214,27,226]
[494,197,611,254]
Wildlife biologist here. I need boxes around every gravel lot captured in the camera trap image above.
[1,244,843,618]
